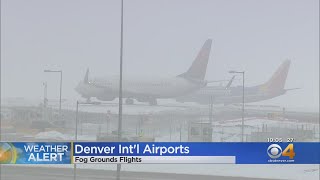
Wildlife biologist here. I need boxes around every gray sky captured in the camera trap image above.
[1,0,319,110]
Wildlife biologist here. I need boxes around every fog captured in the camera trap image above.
[1,0,319,110]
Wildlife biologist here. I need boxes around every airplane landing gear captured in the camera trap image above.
[125,98,134,105]
[149,99,157,106]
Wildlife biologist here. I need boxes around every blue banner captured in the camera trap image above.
[73,142,320,164]
[1,142,319,164]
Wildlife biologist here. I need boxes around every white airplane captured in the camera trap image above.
[75,39,212,105]
[176,60,297,105]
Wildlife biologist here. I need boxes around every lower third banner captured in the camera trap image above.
[0,142,319,164]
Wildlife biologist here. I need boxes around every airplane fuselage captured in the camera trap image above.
[176,86,287,105]
[75,39,213,105]
[76,76,206,102]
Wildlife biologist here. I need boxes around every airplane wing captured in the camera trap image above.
[225,75,236,90]
[285,88,300,91]
[207,80,230,83]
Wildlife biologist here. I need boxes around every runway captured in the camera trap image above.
[1,166,275,180]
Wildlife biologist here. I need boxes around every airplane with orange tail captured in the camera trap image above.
[176,60,299,105]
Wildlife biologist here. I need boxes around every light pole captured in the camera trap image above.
[229,71,245,142]
[209,95,214,125]
[43,82,48,108]
[117,0,124,179]
[42,82,48,122]
[44,70,62,120]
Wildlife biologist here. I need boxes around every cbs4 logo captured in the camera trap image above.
[267,144,295,159]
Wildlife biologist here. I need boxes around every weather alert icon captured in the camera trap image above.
[0,142,17,164]
[267,144,283,159]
